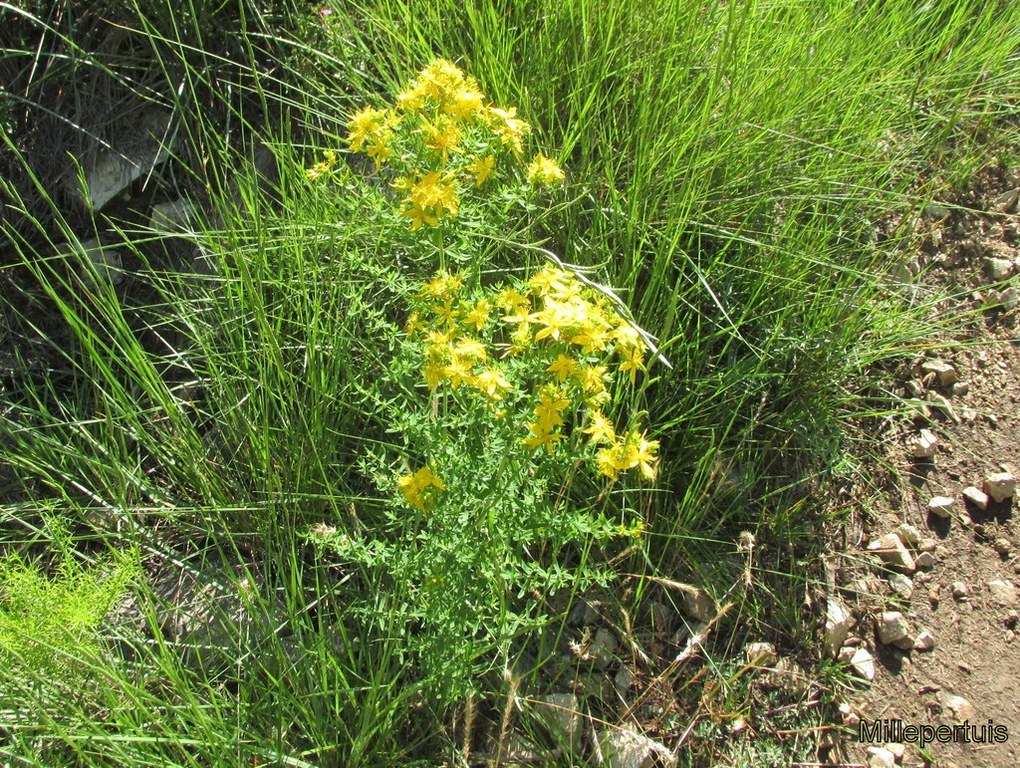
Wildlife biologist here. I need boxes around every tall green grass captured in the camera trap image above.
[1,0,1018,764]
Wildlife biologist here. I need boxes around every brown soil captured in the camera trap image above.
[829,162,1020,768]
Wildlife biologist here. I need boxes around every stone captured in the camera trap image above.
[535,693,581,742]
[962,486,990,511]
[885,742,906,760]
[923,203,951,221]
[927,496,955,518]
[850,647,876,682]
[921,359,958,387]
[895,523,922,548]
[994,187,1020,213]
[745,642,778,666]
[876,611,913,649]
[952,581,969,599]
[993,538,1013,557]
[984,256,1015,281]
[825,598,853,658]
[568,598,601,627]
[943,694,974,723]
[984,472,1016,503]
[78,108,173,211]
[590,627,618,669]
[914,552,935,570]
[988,579,1018,605]
[597,726,675,768]
[867,746,896,768]
[868,533,916,573]
[680,586,716,622]
[908,429,937,459]
[614,666,634,694]
[913,629,936,651]
[990,286,1019,310]
[951,380,970,396]
[150,198,199,231]
[888,572,914,598]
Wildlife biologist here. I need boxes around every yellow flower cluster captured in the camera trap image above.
[407,269,514,401]
[397,465,445,511]
[334,58,565,229]
[305,149,338,180]
[407,265,659,481]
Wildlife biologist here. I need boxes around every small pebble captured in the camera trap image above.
[962,486,990,510]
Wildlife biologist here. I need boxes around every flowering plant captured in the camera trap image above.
[308,58,660,700]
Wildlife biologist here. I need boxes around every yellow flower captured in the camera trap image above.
[575,364,608,397]
[422,359,446,389]
[408,170,459,219]
[596,443,625,480]
[452,337,487,362]
[618,346,646,385]
[422,270,464,300]
[443,356,474,389]
[419,58,468,100]
[432,298,461,327]
[527,154,565,185]
[582,410,616,445]
[446,85,486,121]
[496,287,531,311]
[522,423,566,452]
[347,105,385,152]
[421,116,463,160]
[570,320,611,353]
[472,368,513,400]
[528,266,574,297]
[611,321,644,351]
[463,298,491,331]
[533,387,571,432]
[546,353,578,382]
[398,466,446,510]
[465,154,495,186]
[305,149,337,180]
[365,133,394,169]
[402,203,439,231]
[487,106,530,153]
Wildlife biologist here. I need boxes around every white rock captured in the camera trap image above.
[681,587,716,622]
[79,108,173,211]
[991,286,1019,310]
[885,741,907,760]
[927,496,955,518]
[150,198,198,231]
[908,429,938,459]
[598,726,675,768]
[944,694,974,722]
[535,693,581,741]
[867,746,896,768]
[985,256,1015,281]
[850,647,876,682]
[921,359,958,386]
[895,523,922,548]
[988,579,1018,605]
[876,611,913,649]
[913,629,936,651]
[984,472,1016,503]
[745,642,778,666]
[914,552,935,570]
[952,581,969,599]
[888,573,914,599]
[868,533,916,573]
[962,486,990,510]
[825,598,853,658]
[590,627,618,668]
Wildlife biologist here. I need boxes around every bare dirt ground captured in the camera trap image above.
[827,162,1020,768]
